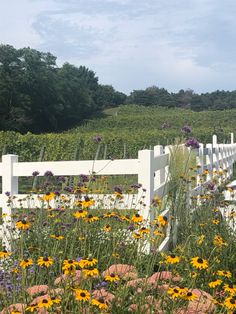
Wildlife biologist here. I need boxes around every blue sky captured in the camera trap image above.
[1,0,236,94]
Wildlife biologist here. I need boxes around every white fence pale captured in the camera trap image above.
[1,134,236,251]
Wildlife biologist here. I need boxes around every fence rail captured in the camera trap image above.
[0,133,236,252]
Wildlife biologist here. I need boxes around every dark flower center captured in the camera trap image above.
[163,216,168,221]
[170,254,176,258]
[80,292,86,297]
[135,214,140,217]
[43,257,49,261]
[110,274,115,277]
[42,299,48,303]
[98,298,105,303]
[174,289,179,293]
[88,215,93,218]
[230,298,236,304]
[68,260,73,264]
[197,258,203,263]
[187,292,192,296]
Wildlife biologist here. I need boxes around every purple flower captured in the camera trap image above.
[44,170,54,177]
[181,125,192,133]
[80,174,89,182]
[207,182,215,191]
[93,135,102,144]
[114,185,123,194]
[32,171,39,176]
[5,191,10,197]
[58,176,66,183]
[130,183,142,189]
[64,186,73,193]
[185,137,200,149]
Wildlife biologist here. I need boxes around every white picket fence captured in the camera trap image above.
[0,134,236,251]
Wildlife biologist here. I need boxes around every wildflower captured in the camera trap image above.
[63,259,78,269]
[82,268,99,278]
[91,298,109,310]
[84,214,99,223]
[152,196,162,207]
[104,211,116,218]
[157,215,168,227]
[217,270,232,278]
[153,230,164,237]
[105,273,120,282]
[83,258,98,268]
[184,291,198,301]
[50,234,64,240]
[139,227,150,234]
[133,232,143,239]
[26,304,38,312]
[73,209,88,219]
[191,257,208,270]
[168,287,181,299]
[51,296,61,304]
[131,213,143,223]
[82,196,95,208]
[42,192,55,202]
[224,296,236,310]
[209,279,222,288]
[181,125,192,133]
[197,235,205,245]
[212,219,220,225]
[165,254,181,264]
[112,253,120,258]
[19,258,34,269]
[37,298,53,309]
[213,235,228,247]
[0,250,11,259]
[44,171,54,177]
[185,137,200,149]
[93,135,102,143]
[224,283,236,294]
[75,289,91,302]
[16,219,31,230]
[37,256,54,268]
[103,224,112,232]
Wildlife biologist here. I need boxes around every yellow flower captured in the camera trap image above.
[153,230,165,237]
[224,296,236,310]
[131,213,143,223]
[73,209,88,219]
[42,192,55,202]
[37,256,54,268]
[25,304,38,312]
[19,258,34,269]
[102,224,112,232]
[15,219,31,230]
[212,219,220,225]
[132,232,143,239]
[217,270,232,278]
[165,254,181,264]
[0,250,11,259]
[104,273,120,282]
[84,214,99,223]
[157,215,168,227]
[224,283,236,295]
[51,296,61,304]
[82,268,99,278]
[197,235,205,245]
[75,289,91,302]
[208,279,222,288]
[82,197,95,208]
[82,257,98,268]
[184,291,198,301]
[91,298,109,310]
[38,297,53,309]
[50,234,64,240]
[167,287,181,299]
[213,235,228,247]
[104,212,116,218]
[139,227,150,234]
[191,257,208,270]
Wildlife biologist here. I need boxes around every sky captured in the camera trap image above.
[0,0,236,94]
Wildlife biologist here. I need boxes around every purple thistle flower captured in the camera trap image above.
[80,174,89,182]
[185,137,200,149]
[114,185,123,194]
[44,170,54,177]
[93,135,102,144]
[5,191,10,197]
[58,176,66,183]
[181,125,192,133]
[130,183,142,189]
[64,186,73,193]
[32,171,39,176]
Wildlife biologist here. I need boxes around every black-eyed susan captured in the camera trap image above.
[82,197,95,208]
[197,235,205,245]
[191,257,208,270]
[51,296,61,304]
[184,291,198,301]
[73,209,88,219]
[82,268,99,278]
[212,219,220,225]
[19,258,34,269]
[0,250,11,259]
[208,279,222,288]
[75,289,91,302]
[104,212,116,218]
[50,234,64,240]
[37,297,53,309]
[139,227,150,234]
[132,232,143,239]
[15,219,31,230]
[84,214,99,223]
[120,215,130,222]
[42,192,55,202]
[104,273,120,282]
[131,213,143,223]
[37,256,54,268]
[224,283,236,295]
[102,224,112,232]
[25,304,38,312]
[83,257,98,268]
[157,215,168,227]
[63,259,79,269]
[213,235,228,247]
[10,311,21,314]
[91,298,109,310]
[167,287,181,299]
[217,270,232,278]
[224,296,236,310]
[165,254,181,264]
[153,230,165,237]
[112,252,120,258]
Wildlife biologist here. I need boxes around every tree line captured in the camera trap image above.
[1,44,236,133]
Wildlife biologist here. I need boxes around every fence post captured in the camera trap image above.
[205,143,213,181]
[2,155,18,251]
[138,149,154,222]
[154,145,165,191]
